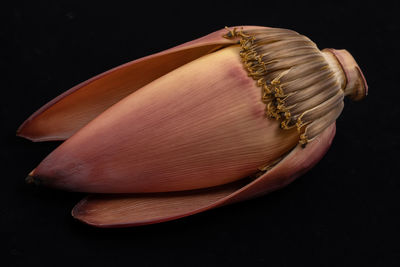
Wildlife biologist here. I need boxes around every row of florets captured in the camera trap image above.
[224,27,310,145]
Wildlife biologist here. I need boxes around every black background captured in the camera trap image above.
[2,1,399,266]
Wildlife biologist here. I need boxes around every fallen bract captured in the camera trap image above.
[18,26,367,227]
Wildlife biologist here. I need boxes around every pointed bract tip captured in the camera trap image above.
[25,169,41,185]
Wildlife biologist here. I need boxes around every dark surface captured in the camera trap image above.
[2,1,399,266]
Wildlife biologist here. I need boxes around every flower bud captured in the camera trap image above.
[19,26,367,227]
